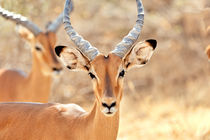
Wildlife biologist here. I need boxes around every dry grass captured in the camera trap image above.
[119,96,210,140]
[0,0,210,139]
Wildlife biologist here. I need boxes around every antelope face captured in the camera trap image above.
[55,0,157,116]
[90,54,123,116]
[0,6,72,76]
[17,26,62,76]
[35,32,62,76]
[55,39,157,116]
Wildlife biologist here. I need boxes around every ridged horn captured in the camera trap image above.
[0,6,42,36]
[47,2,73,33]
[63,0,99,61]
[111,0,144,58]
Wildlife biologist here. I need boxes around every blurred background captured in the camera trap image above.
[0,0,210,139]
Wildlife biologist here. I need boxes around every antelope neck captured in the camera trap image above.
[25,52,52,101]
[85,100,120,140]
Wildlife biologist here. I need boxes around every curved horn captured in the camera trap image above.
[47,2,73,33]
[63,0,99,61]
[111,0,144,58]
[0,6,41,36]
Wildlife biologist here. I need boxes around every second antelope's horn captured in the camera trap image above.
[0,6,41,36]
[47,1,74,33]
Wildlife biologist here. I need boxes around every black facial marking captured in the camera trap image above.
[89,72,96,79]
[119,70,125,78]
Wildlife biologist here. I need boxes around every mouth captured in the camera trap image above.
[102,107,116,116]
[107,111,113,114]
[104,111,115,116]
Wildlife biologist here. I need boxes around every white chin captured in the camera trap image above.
[102,108,116,116]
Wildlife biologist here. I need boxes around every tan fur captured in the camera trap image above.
[0,54,121,140]
[0,102,118,140]
[0,41,156,139]
[0,31,61,103]
[206,45,210,60]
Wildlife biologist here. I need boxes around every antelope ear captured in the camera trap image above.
[55,46,90,71]
[123,39,157,70]
[16,25,35,43]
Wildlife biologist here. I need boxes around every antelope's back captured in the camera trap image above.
[0,103,55,139]
[0,102,86,140]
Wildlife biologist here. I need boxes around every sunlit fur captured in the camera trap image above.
[0,30,62,102]
[206,45,210,61]
[0,39,156,140]
[0,54,123,140]
[91,54,123,115]
[0,101,119,140]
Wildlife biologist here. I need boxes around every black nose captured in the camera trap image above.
[52,67,62,72]
[102,102,116,109]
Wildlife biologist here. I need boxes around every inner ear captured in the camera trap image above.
[55,46,90,71]
[123,39,157,70]
[16,25,35,43]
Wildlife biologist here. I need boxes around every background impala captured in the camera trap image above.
[0,3,73,102]
[0,0,210,139]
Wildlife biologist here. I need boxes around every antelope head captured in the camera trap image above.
[0,4,73,75]
[55,0,157,116]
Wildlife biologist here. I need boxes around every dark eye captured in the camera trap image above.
[89,72,96,79]
[119,70,125,78]
[35,46,42,51]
